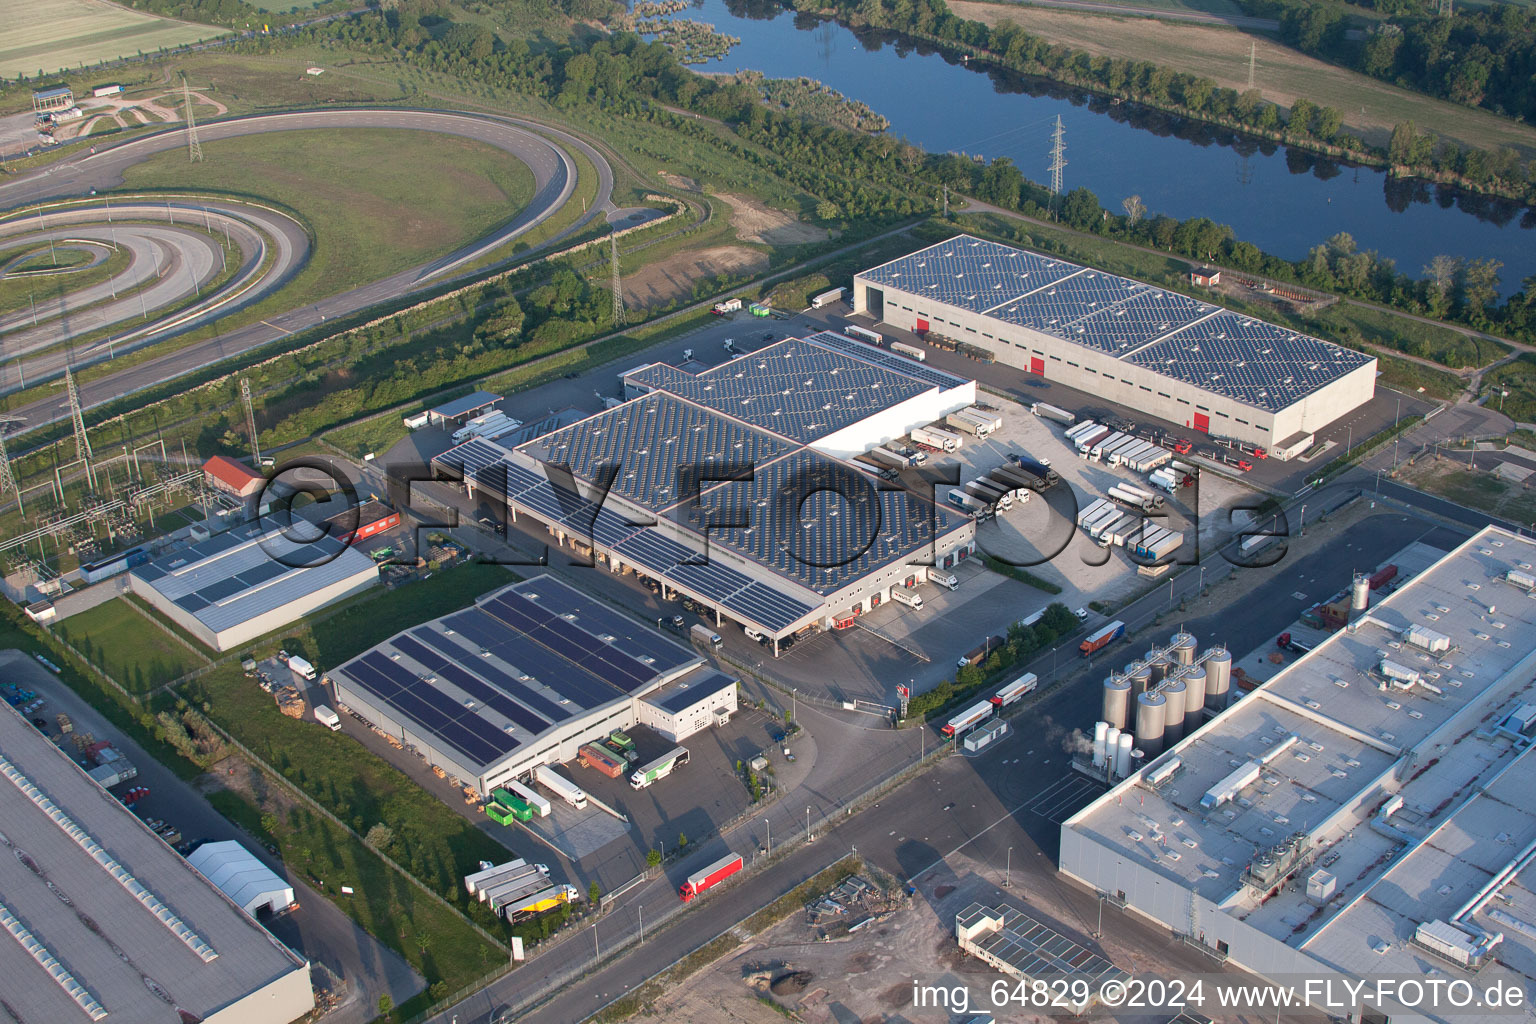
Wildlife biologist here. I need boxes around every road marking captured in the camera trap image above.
[260,320,292,337]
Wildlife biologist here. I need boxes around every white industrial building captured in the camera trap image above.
[854,235,1377,451]
[129,520,380,652]
[0,700,313,1024]
[1060,526,1536,1023]
[187,841,298,918]
[330,575,738,797]
[434,332,979,647]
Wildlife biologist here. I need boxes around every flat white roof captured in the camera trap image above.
[1066,527,1536,998]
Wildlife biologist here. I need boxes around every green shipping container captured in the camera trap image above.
[486,803,516,826]
[608,731,635,752]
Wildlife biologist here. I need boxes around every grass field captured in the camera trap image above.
[0,243,130,313]
[0,0,226,80]
[949,0,1536,157]
[57,596,208,692]
[119,127,538,311]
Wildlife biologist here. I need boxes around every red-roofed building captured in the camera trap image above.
[203,455,265,499]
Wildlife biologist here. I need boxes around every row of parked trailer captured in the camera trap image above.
[946,456,1057,518]
[1064,421,1175,472]
[1075,498,1183,560]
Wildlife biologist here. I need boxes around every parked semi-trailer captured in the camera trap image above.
[505,780,551,817]
[991,673,1038,707]
[910,425,962,452]
[631,747,690,789]
[1031,402,1074,426]
[844,324,883,346]
[889,341,926,361]
[1080,621,1126,655]
[941,701,994,738]
[1064,420,1100,443]
[680,853,744,901]
[534,765,587,809]
[501,884,582,919]
[945,412,993,438]
[957,635,1006,668]
[964,480,1011,509]
[947,489,986,516]
[811,287,846,308]
[1006,455,1060,489]
[87,761,138,789]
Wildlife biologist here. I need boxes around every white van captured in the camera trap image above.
[743,625,767,643]
[891,589,924,610]
[928,570,959,590]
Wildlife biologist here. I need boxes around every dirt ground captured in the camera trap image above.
[1395,452,1536,525]
[198,752,306,824]
[714,192,830,246]
[54,89,226,142]
[949,0,1536,156]
[622,244,769,308]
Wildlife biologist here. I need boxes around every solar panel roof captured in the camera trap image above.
[859,235,1374,411]
[624,337,935,444]
[1126,310,1373,412]
[431,389,501,420]
[803,330,969,391]
[859,235,1082,312]
[957,902,1129,990]
[648,671,737,714]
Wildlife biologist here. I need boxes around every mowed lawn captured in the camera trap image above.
[120,127,538,307]
[57,597,208,693]
[0,0,225,79]
[951,0,1536,158]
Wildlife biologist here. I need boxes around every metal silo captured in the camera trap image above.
[1148,654,1172,685]
[1205,647,1232,709]
[1162,679,1187,745]
[1093,721,1109,767]
[1103,677,1132,730]
[1135,691,1167,758]
[1170,632,1198,666]
[1183,665,1207,731]
[1126,662,1153,695]
[1351,573,1370,613]
[1115,732,1133,777]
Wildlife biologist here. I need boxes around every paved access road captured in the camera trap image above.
[0,108,613,428]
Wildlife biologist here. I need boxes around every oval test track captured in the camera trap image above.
[0,108,613,430]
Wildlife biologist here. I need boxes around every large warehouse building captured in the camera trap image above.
[130,520,380,652]
[330,575,739,796]
[433,332,979,647]
[1060,526,1536,1022]
[0,703,313,1024]
[854,235,1376,451]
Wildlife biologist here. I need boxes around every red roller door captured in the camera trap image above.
[1029,357,1045,376]
[915,318,929,332]
[1193,412,1210,433]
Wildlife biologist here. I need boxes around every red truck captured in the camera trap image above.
[1079,621,1125,656]
[680,853,743,902]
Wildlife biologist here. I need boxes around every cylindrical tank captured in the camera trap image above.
[1105,726,1122,770]
[1135,691,1167,759]
[1115,733,1133,777]
[1148,654,1172,685]
[1103,677,1132,730]
[1126,663,1153,695]
[1170,632,1198,666]
[1205,647,1232,709]
[1183,665,1207,731]
[1162,679,1187,745]
[1351,574,1370,613]
[1093,721,1109,767]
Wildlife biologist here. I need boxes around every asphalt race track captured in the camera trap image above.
[0,108,613,430]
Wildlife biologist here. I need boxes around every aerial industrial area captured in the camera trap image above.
[2,0,1536,1021]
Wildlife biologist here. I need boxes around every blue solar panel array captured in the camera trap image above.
[650,671,736,714]
[859,234,1374,409]
[339,650,520,767]
[803,330,969,391]
[859,235,1081,312]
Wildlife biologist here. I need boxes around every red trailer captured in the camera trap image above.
[1368,564,1398,590]
[680,853,743,902]
[578,744,625,779]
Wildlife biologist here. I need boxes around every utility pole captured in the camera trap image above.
[1247,41,1256,91]
[1048,115,1067,217]
[0,427,23,519]
[64,364,94,491]
[240,378,260,464]
[182,77,203,162]
[942,183,948,217]
[610,230,626,327]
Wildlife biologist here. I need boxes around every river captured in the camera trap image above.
[685,0,1535,296]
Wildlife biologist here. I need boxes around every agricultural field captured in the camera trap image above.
[56,596,208,693]
[0,0,225,80]
[119,126,536,309]
[949,0,1536,157]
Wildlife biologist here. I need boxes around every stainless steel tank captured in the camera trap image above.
[1204,647,1232,709]
[1126,663,1153,695]
[1182,665,1207,731]
[1135,691,1167,759]
[1148,654,1172,685]
[1170,632,1198,666]
[1103,677,1132,730]
[1162,679,1187,745]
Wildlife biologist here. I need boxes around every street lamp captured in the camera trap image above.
[1394,395,1402,427]
[764,818,771,855]
[639,904,645,944]
[1004,846,1013,887]
[1346,425,1353,456]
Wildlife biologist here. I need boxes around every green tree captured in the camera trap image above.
[646,848,662,868]
[589,880,602,903]
[378,994,394,1021]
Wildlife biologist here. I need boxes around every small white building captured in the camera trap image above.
[187,841,296,917]
[639,672,738,742]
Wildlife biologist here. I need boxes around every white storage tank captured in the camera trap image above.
[1093,721,1109,767]
[1115,733,1133,777]
[1105,726,1122,769]
[1103,677,1132,730]
[1135,691,1167,758]
[1352,574,1371,613]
